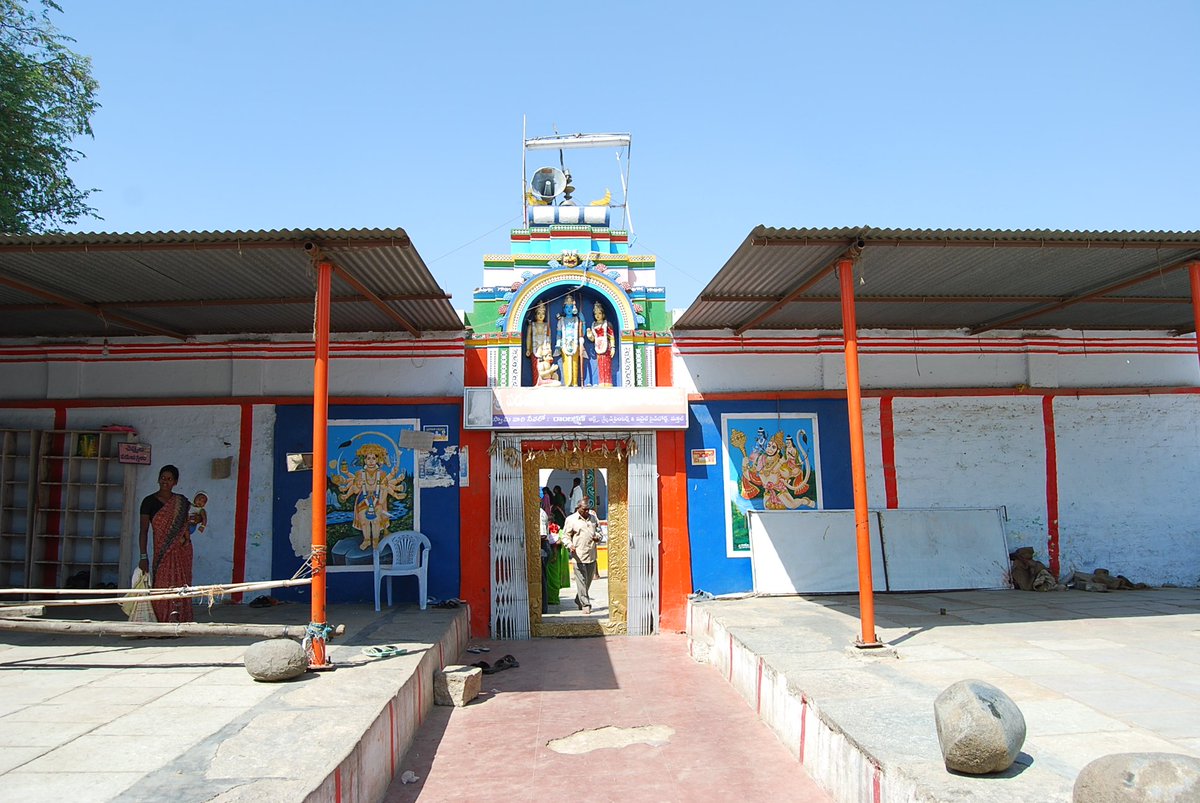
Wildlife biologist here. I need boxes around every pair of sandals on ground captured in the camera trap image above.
[470,654,518,674]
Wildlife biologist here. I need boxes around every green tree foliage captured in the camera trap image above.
[0,0,99,233]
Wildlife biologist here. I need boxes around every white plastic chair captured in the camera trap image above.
[373,530,431,612]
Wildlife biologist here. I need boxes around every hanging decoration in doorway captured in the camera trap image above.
[503,436,640,466]
[486,439,522,468]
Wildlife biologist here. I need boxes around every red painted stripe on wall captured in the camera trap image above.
[657,429,691,633]
[231,404,253,602]
[458,428,492,637]
[388,700,396,777]
[674,335,1199,357]
[799,697,808,762]
[676,345,1198,357]
[675,335,1193,347]
[1042,396,1061,576]
[879,397,898,509]
[0,341,464,363]
[690,386,1200,403]
[0,395,464,409]
[755,656,763,713]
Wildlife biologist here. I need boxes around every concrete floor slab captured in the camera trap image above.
[689,587,1200,803]
[0,719,98,747]
[0,601,469,801]
[4,587,1196,802]
[0,771,142,803]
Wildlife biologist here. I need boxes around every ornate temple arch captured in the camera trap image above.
[501,268,637,334]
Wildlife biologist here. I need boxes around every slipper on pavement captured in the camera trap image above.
[492,654,519,671]
[362,645,408,659]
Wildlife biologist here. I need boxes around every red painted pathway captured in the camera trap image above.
[385,633,830,803]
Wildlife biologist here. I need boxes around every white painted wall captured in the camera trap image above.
[0,334,464,400]
[675,330,1200,394]
[245,405,276,584]
[65,406,244,587]
[860,397,886,508]
[678,332,1200,587]
[1054,395,1200,587]
[0,409,56,431]
[0,333,460,598]
[888,397,1048,557]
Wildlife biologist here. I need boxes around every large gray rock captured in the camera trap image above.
[435,664,481,707]
[244,638,308,682]
[933,679,1026,774]
[1073,752,1200,802]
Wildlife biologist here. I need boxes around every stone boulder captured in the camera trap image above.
[435,664,482,707]
[244,638,308,682]
[1073,752,1200,802]
[933,679,1026,774]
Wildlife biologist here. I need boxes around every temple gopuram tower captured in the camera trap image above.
[461,132,688,639]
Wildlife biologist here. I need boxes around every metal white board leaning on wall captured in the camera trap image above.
[877,508,1010,591]
[748,510,887,594]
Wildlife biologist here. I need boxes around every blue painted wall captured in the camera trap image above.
[271,403,461,605]
[685,399,854,595]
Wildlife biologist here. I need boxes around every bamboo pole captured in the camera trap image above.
[0,618,346,640]
[0,606,45,618]
[0,577,311,598]
[3,578,314,609]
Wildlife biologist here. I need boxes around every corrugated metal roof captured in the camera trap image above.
[675,226,1200,333]
[0,228,464,338]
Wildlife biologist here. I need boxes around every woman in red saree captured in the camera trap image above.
[137,465,194,623]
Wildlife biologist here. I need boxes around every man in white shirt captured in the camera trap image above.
[567,477,584,512]
[561,497,601,614]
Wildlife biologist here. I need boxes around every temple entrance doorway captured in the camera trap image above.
[488,432,659,638]
[525,448,625,636]
[489,432,667,638]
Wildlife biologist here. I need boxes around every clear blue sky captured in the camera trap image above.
[56,1,1200,312]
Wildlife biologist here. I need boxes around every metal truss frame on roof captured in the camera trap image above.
[0,228,463,339]
[676,227,1200,336]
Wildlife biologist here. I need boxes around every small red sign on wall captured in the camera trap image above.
[118,442,152,465]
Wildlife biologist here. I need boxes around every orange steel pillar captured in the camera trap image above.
[838,256,880,647]
[309,260,334,668]
[1191,262,1200,372]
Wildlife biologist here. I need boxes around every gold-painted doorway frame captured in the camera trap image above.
[524,448,627,636]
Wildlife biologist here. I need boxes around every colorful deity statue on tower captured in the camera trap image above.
[536,341,561,386]
[557,293,584,387]
[587,301,616,387]
[525,301,552,383]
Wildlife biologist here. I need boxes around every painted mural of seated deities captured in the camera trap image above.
[733,429,815,510]
[724,414,821,554]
